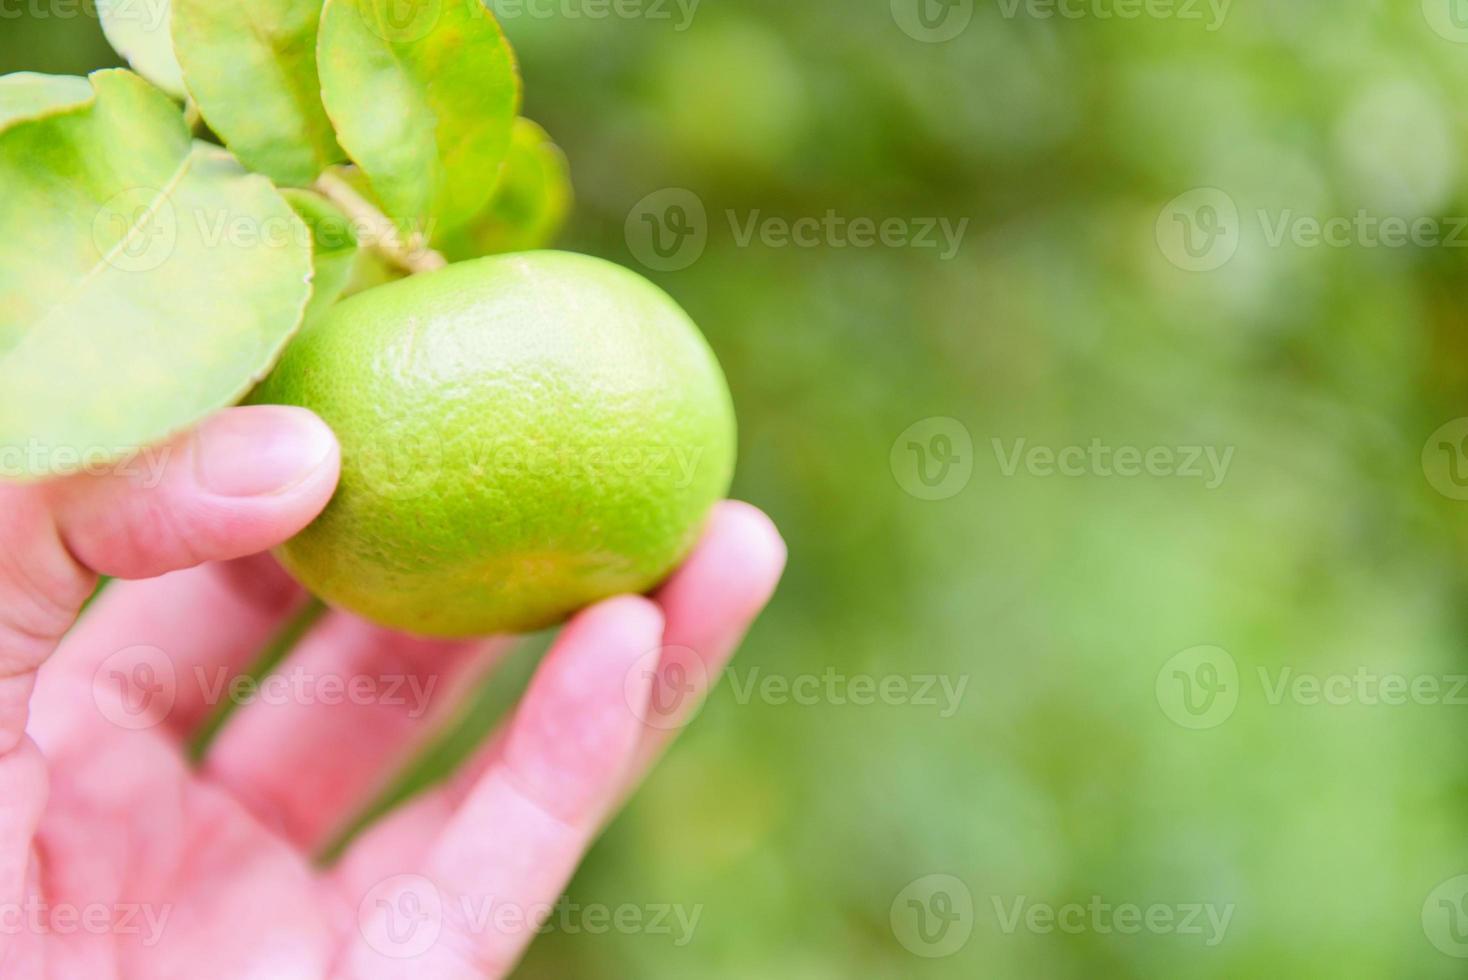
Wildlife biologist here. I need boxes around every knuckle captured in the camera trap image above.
[0,485,93,657]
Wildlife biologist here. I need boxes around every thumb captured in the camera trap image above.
[0,405,338,753]
[44,404,340,580]
[0,405,334,967]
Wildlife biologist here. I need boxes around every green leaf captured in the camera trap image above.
[440,117,572,261]
[318,0,520,244]
[0,69,192,343]
[341,246,406,297]
[0,70,312,482]
[0,73,95,129]
[172,0,344,186]
[282,188,359,324]
[97,0,187,99]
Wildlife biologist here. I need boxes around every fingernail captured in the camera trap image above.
[194,406,337,497]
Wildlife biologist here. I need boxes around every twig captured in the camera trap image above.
[314,170,448,276]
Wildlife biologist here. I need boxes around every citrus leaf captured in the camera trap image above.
[318,0,520,244]
[341,246,405,298]
[97,0,186,99]
[0,69,191,344]
[440,117,571,261]
[0,73,94,129]
[0,70,312,481]
[282,188,358,324]
[172,0,344,186]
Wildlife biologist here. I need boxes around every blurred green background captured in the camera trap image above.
[12,1,1468,976]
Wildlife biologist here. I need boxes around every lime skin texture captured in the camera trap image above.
[251,250,736,637]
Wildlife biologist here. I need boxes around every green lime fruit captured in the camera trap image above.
[251,250,735,637]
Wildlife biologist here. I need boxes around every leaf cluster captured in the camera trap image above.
[1,0,572,480]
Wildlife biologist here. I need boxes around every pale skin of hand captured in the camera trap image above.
[0,405,786,979]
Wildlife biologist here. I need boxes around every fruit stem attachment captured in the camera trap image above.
[314,170,449,276]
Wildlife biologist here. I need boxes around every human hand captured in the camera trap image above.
[0,405,785,978]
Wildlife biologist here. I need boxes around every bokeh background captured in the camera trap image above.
[10,1,1468,975]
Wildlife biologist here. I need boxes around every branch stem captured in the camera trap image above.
[314,170,448,276]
